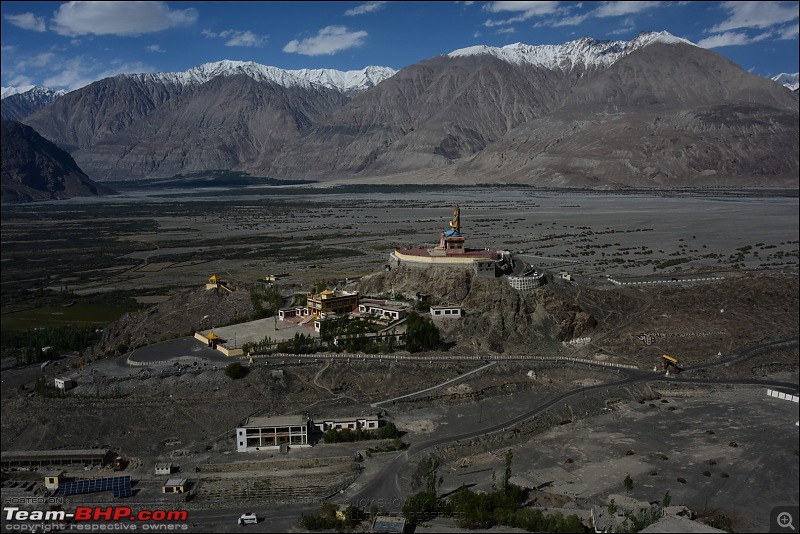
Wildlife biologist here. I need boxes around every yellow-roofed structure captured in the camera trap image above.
[306,289,358,316]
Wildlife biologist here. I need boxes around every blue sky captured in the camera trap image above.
[1,1,798,91]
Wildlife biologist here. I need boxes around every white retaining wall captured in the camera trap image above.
[567,337,592,346]
[250,352,639,370]
[607,276,724,286]
[508,275,545,291]
[766,389,800,403]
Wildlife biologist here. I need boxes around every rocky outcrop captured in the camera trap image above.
[97,286,254,357]
[358,265,596,353]
[1,120,116,203]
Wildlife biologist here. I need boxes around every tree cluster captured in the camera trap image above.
[224,361,248,379]
[322,422,400,443]
[1,325,101,364]
[301,501,361,531]
[249,285,284,320]
[402,458,444,524]
[405,311,442,353]
[319,315,371,351]
[403,451,585,532]
[276,332,316,354]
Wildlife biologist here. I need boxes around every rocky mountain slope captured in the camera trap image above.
[263,38,798,187]
[96,286,254,358]
[95,265,596,358]
[0,120,116,203]
[14,32,800,187]
[19,62,395,182]
[1,86,67,121]
[357,265,597,353]
[42,74,350,181]
[455,43,800,187]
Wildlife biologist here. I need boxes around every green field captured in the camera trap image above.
[1,305,135,331]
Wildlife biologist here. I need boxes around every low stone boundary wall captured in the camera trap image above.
[193,332,244,357]
[127,346,637,370]
[507,275,545,291]
[251,352,638,370]
[607,276,724,286]
[766,388,799,403]
[637,330,726,345]
[652,387,713,398]
[127,355,208,367]
[566,337,592,346]
[216,345,244,357]
[196,455,355,473]
[391,250,479,266]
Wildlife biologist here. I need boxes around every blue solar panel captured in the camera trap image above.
[114,490,129,498]
[112,476,132,498]
[58,476,132,498]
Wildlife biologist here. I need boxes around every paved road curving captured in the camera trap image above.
[333,334,799,513]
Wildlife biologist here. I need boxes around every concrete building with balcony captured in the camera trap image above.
[236,415,310,452]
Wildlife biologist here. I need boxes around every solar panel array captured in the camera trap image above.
[58,476,132,498]
[113,476,132,498]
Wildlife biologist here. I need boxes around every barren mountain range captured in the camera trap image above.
[0,120,116,203]
[0,86,66,122]
[5,31,799,188]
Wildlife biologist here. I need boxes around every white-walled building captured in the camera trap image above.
[311,415,381,433]
[154,463,173,476]
[54,377,76,391]
[277,306,309,321]
[358,299,409,321]
[236,416,310,452]
[430,305,462,318]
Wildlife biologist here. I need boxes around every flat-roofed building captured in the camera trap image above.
[236,416,310,452]
[154,463,173,476]
[314,312,339,333]
[162,478,187,493]
[277,306,309,321]
[43,470,64,491]
[311,415,381,433]
[307,289,358,317]
[1,449,113,469]
[430,305,462,318]
[54,377,76,391]
[358,299,408,321]
[371,515,407,533]
[474,259,497,278]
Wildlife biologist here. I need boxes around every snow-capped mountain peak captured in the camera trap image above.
[1,86,67,101]
[1,85,36,99]
[127,60,397,93]
[447,31,695,71]
[1,86,69,121]
[772,72,799,91]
